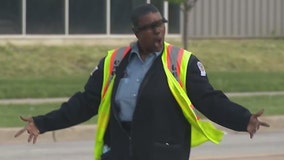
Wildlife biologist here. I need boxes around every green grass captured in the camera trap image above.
[0,44,111,77]
[0,39,284,98]
[230,95,284,115]
[0,71,284,99]
[0,75,88,99]
[173,39,284,72]
[1,39,284,78]
[208,71,284,92]
[0,102,98,127]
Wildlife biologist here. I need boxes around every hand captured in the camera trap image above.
[247,109,270,139]
[14,116,40,144]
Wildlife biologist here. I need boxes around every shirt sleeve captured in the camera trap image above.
[33,58,105,133]
[186,55,251,131]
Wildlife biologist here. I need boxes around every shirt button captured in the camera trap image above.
[136,78,140,82]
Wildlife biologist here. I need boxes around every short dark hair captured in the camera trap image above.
[131,3,161,28]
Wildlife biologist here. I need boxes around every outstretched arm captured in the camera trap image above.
[186,55,270,135]
[14,59,105,143]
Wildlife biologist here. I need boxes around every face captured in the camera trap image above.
[134,12,166,53]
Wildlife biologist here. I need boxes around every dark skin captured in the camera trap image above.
[15,12,270,144]
[133,12,165,60]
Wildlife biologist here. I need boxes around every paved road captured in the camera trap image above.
[190,131,284,160]
[1,130,283,160]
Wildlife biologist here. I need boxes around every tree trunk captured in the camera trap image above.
[182,1,188,50]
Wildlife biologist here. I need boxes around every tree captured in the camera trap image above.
[167,0,198,50]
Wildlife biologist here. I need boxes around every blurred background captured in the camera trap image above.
[0,0,283,37]
[0,0,283,138]
[0,1,283,159]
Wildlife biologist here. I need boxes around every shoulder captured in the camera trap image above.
[187,55,207,77]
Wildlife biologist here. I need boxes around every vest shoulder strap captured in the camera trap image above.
[107,44,189,86]
[164,43,191,90]
[101,46,131,98]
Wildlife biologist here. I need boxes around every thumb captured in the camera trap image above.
[20,116,33,123]
[253,109,264,117]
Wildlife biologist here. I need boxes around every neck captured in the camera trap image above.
[138,43,151,60]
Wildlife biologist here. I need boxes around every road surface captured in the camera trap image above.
[0,130,283,160]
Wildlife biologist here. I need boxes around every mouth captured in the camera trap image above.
[154,37,163,49]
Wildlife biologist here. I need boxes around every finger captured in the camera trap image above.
[259,121,270,127]
[254,109,264,117]
[249,129,256,139]
[249,131,254,139]
[33,135,38,144]
[14,128,26,138]
[28,134,33,143]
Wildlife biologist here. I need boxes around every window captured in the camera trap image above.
[0,0,22,34]
[151,0,164,15]
[69,0,106,34]
[168,3,180,33]
[0,0,181,36]
[26,0,64,34]
[111,0,146,34]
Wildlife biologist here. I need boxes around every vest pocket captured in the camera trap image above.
[153,141,183,160]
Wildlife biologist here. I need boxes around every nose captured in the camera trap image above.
[152,25,161,34]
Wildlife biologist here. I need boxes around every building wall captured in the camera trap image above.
[188,0,284,38]
[0,0,283,38]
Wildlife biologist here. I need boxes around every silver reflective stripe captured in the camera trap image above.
[111,47,129,75]
[169,46,182,81]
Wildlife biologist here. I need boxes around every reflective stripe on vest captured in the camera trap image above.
[94,42,223,160]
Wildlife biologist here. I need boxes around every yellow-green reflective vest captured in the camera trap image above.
[94,42,224,160]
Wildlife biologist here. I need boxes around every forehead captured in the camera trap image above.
[137,12,162,26]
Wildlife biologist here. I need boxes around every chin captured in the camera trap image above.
[155,45,164,52]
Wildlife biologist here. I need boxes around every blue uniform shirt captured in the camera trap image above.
[114,42,161,121]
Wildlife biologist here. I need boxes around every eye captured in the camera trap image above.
[134,18,168,32]
[151,21,164,29]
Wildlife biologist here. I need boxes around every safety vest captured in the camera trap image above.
[94,42,224,160]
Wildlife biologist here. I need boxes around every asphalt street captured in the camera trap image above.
[0,130,283,160]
